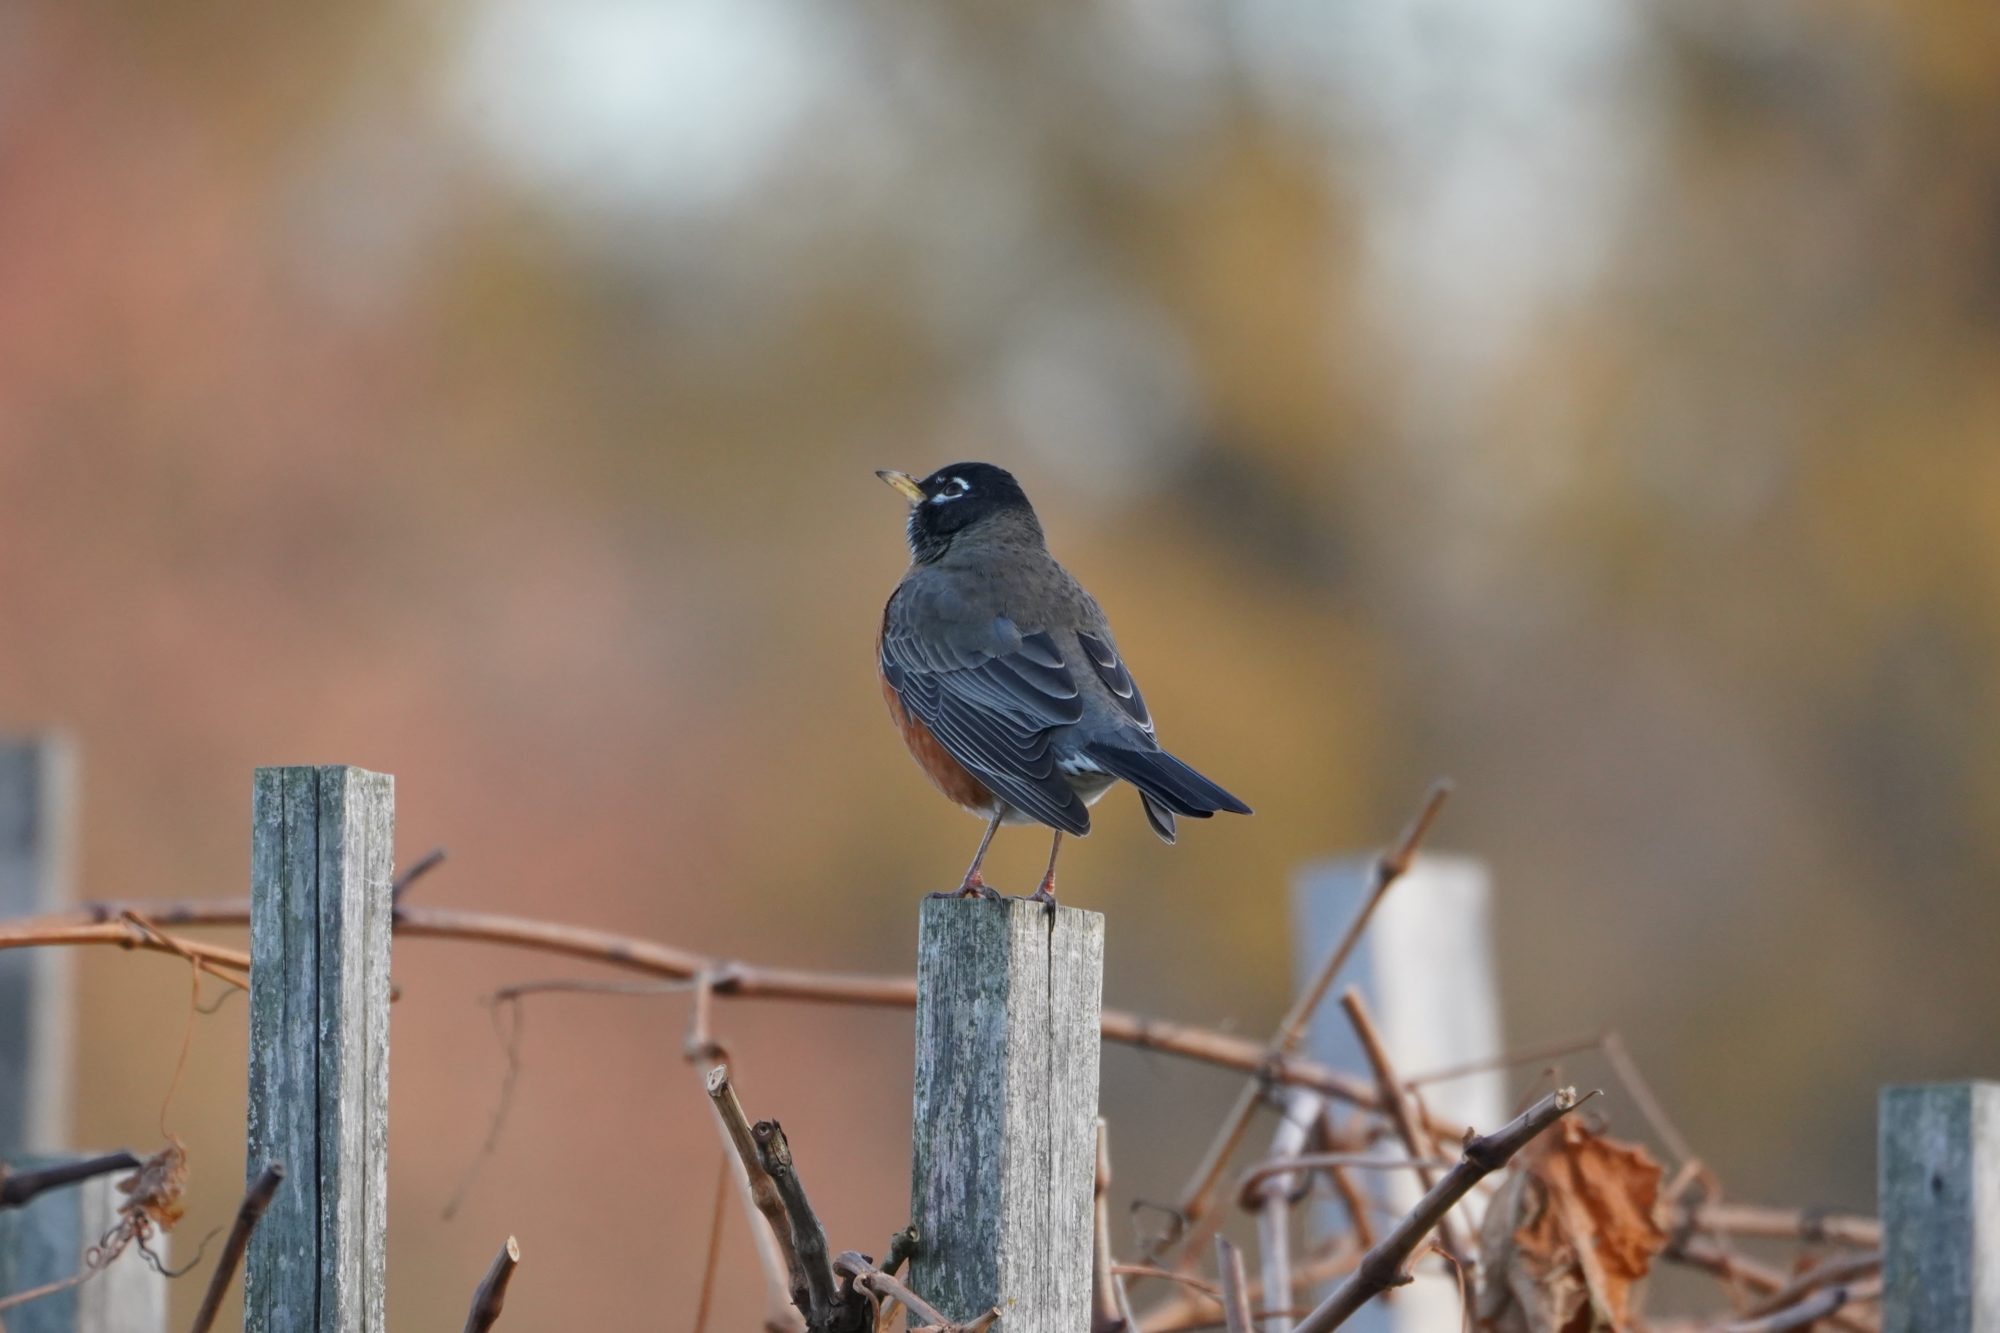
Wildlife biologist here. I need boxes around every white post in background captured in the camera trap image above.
[1292,853,1503,1333]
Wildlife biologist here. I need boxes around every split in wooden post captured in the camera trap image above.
[244,766,395,1333]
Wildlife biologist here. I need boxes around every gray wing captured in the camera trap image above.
[880,584,1093,834]
[1076,629,1153,735]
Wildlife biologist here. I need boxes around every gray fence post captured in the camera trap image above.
[1,736,76,1154]
[0,737,169,1332]
[909,896,1104,1332]
[1292,853,1503,1333]
[245,766,395,1333]
[1880,1082,1999,1332]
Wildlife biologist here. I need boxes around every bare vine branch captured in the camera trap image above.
[188,1162,285,1333]
[1292,1087,1595,1333]
[9,899,1464,1137]
[0,1152,142,1210]
[462,1236,522,1333]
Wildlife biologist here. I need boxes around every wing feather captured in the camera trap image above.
[882,591,1090,834]
[1077,630,1152,731]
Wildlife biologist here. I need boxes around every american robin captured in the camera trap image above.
[876,462,1251,904]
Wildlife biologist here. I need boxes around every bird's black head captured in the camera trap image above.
[877,462,1040,563]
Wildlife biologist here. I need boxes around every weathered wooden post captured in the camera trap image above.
[1292,853,1502,1333]
[245,766,395,1333]
[0,736,169,1333]
[1,736,76,1154]
[1880,1082,1999,1332]
[909,896,1104,1332]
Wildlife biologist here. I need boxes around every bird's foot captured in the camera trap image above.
[928,873,1001,902]
[1027,879,1059,908]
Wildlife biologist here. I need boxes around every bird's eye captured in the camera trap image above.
[932,476,972,503]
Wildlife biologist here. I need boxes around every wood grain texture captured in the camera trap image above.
[0,1156,168,1333]
[909,896,1104,1332]
[245,766,395,1333]
[1880,1082,2000,1333]
[0,737,76,1156]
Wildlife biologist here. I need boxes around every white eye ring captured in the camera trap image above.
[931,476,972,503]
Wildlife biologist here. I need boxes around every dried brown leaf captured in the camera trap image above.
[116,1136,188,1231]
[1477,1120,1666,1333]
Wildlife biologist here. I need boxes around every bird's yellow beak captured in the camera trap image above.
[876,470,927,504]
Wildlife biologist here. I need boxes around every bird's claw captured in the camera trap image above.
[1027,882,1058,908]
[929,875,1002,902]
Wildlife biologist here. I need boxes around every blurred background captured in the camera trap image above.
[2,0,1996,1326]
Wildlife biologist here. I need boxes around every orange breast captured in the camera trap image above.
[878,604,998,816]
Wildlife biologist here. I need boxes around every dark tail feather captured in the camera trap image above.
[1141,792,1178,844]
[1087,744,1252,831]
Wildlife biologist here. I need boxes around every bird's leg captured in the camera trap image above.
[941,810,1004,901]
[1027,831,1063,907]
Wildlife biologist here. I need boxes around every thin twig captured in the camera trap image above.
[1314,1109,1378,1255]
[1661,1239,1790,1299]
[1338,990,1469,1264]
[1663,1164,1755,1313]
[883,1226,920,1278]
[188,1163,285,1333]
[1136,1241,1362,1333]
[693,1155,730,1333]
[705,1067,808,1331]
[1157,780,1451,1263]
[119,909,252,993]
[1215,1238,1255,1333]
[1674,1202,1881,1249]
[442,995,528,1221]
[492,977,699,1003]
[1094,1120,1138,1332]
[1253,1090,1318,1333]
[0,1266,93,1314]
[1291,1087,1595,1333]
[1279,784,1452,1055]
[875,1227,922,1333]
[1740,1251,1880,1319]
[0,915,251,987]
[392,846,449,904]
[834,1252,951,1329]
[1601,1031,1695,1166]
[1402,1031,1607,1089]
[1662,1237,1875,1333]
[1117,1265,1225,1299]
[1234,1152,1456,1204]
[1148,1307,1318,1333]
[463,1235,522,1333]
[753,1120,845,1326]
[684,971,726,1064]
[0,1152,142,1210]
[1713,1283,1860,1333]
